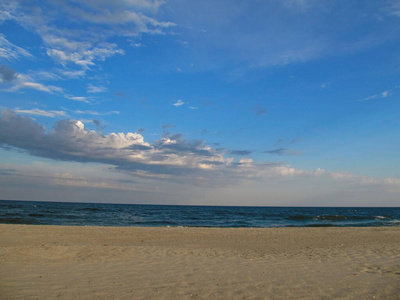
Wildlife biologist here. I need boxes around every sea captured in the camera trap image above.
[1,200,400,228]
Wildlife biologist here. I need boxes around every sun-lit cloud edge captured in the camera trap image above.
[0,0,174,74]
[0,109,399,191]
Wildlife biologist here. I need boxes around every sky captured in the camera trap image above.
[0,0,399,206]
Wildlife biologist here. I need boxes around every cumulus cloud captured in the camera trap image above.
[0,109,313,186]
[0,110,230,181]
[2,110,397,189]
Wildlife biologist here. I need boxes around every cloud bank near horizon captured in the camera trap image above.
[1,110,399,194]
[1,1,400,206]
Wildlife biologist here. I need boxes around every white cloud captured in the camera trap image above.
[383,177,400,186]
[16,81,63,93]
[0,110,400,189]
[361,90,392,101]
[381,90,390,97]
[8,74,64,94]
[63,95,90,103]
[388,0,400,17]
[69,0,167,14]
[0,34,32,61]
[70,110,120,116]
[0,0,173,73]
[159,1,400,71]
[0,110,244,184]
[27,70,62,81]
[14,108,67,118]
[328,171,400,189]
[1,110,399,190]
[2,71,94,102]
[52,172,143,191]
[173,99,185,106]
[46,45,125,69]
[87,84,108,93]
[57,69,86,78]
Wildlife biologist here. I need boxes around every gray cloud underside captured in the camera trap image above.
[0,110,275,184]
[1,110,396,189]
[264,147,301,156]
[253,105,267,116]
[0,65,17,83]
[229,150,252,156]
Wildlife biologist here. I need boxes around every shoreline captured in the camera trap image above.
[1,225,399,299]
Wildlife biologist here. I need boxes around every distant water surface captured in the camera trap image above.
[1,200,399,227]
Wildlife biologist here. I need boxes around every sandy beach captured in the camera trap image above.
[1,225,399,299]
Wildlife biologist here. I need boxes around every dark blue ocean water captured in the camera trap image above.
[1,200,399,227]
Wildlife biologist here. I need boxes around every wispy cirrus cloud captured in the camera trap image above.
[164,0,399,72]
[0,110,228,181]
[173,99,185,106]
[14,108,67,118]
[0,34,32,61]
[360,90,392,101]
[87,84,108,93]
[387,0,400,16]
[229,150,252,156]
[8,74,63,94]
[63,95,90,103]
[51,172,143,191]
[46,45,125,70]
[0,0,174,74]
[3,72,90,103]
[264,147,302,156]
[0,66,94,102]
[68,109,120,116]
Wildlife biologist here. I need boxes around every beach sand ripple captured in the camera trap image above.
[1,225,399,299]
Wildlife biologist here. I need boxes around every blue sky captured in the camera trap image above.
[0,0,399,206]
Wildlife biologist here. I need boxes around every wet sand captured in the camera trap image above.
[1,225,399,299]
